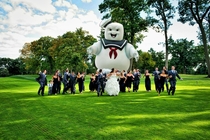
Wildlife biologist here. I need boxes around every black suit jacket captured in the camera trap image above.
[63,72,69,84]
[38,73,47,85]
[153,71,160,80]
[97,73,104,83]
[168,70,181,81]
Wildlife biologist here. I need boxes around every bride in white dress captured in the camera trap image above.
[105,68,120,96]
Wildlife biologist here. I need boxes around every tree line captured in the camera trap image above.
[0,0,209,76]
[99,0,210,77]
[0,31,208,76]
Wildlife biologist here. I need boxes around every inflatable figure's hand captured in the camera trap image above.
[87,47,92,54]
[134,53,139,62]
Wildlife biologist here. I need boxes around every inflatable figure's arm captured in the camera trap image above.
[125,43,139,62]
[87,41,102,55]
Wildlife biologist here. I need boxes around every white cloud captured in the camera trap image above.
[0,25,5,30]
[82,0,92,3]
[0,2,13,12]
[0,0,102,59]
[10,0,56,13]
[7,7,54,26]
[0,0,200,60]
[53,0,73,8]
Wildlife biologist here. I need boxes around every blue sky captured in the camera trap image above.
[0,0,199,59]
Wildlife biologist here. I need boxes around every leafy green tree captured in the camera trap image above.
[138,52,156,72]
[193,44,210,74]
[148,48,165,69]
[177,0,210,77]
[99,0,157,70]
[196,63,208,75]
[0,67,9,77]
[20,28,96,74]
[49,28,96,73]
[0,57,26,75]
[20,37,55,74]
[147,0,175,69]
[7,58,26,75]
[133,49,143,69]
[168,37,202,74]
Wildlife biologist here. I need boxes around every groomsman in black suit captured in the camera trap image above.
[152,67,160,92]
[168,66,183,95]
[62,69,69,94]
[97,69,104,96]
[69,71,77,94]
[37,70,47,96]
[133,69,141,92]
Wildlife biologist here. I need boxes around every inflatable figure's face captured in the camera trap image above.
[105,22,124,41]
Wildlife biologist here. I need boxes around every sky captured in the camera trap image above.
[0,0,200,59]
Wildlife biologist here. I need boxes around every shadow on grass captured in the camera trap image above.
[1,87,210,139]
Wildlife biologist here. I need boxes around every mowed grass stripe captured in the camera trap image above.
[0,75,209,140]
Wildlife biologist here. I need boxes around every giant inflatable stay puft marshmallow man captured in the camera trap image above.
[87,18,139,71]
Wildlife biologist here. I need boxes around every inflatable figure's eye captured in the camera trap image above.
[116,29,119,31]
[109,28,112,31]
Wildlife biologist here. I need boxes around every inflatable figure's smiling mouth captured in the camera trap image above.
[111,33,117,38]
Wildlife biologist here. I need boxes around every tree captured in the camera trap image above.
[20,28,96,74]
[0,67,9,77]
[138,52,156,72]
[147,0,175,69]
[0,57,26,75]
[168,37,197,74]
[99,0,157,70]
[148,48,165,68]
[20,37,55,74]
[177,0,210,77]
[50,28,96,73]
[133,49,143,69]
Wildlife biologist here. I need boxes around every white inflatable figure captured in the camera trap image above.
[87,18,139,72]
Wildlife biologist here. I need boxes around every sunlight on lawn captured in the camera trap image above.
[0,75,210,139]
[20,98,38,101]
[106,111,210,120]
[187,120,210,127]
[95,102,110,105]
[97,125,136,135]
[178,86,210,90]
[4,119,29,125]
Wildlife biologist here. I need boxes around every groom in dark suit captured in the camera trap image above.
[168,66,183,95]
[38,70,47,96]
[62,69,69,94]
[133,69,140,92]
[97,69,104,97]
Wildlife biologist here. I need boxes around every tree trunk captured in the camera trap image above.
[199,23,210,77]
[164,21,169,69]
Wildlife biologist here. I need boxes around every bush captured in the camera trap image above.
[0,68,10,77]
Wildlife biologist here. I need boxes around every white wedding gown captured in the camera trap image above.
[105,74,120,96]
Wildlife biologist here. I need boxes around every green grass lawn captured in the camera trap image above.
[0,74,210,140]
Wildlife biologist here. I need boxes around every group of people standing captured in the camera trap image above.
[36,65,182,96]
[36,69,85,96]
[59,69,86,95]
[88,68,141,96]
[144,66,183,96]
